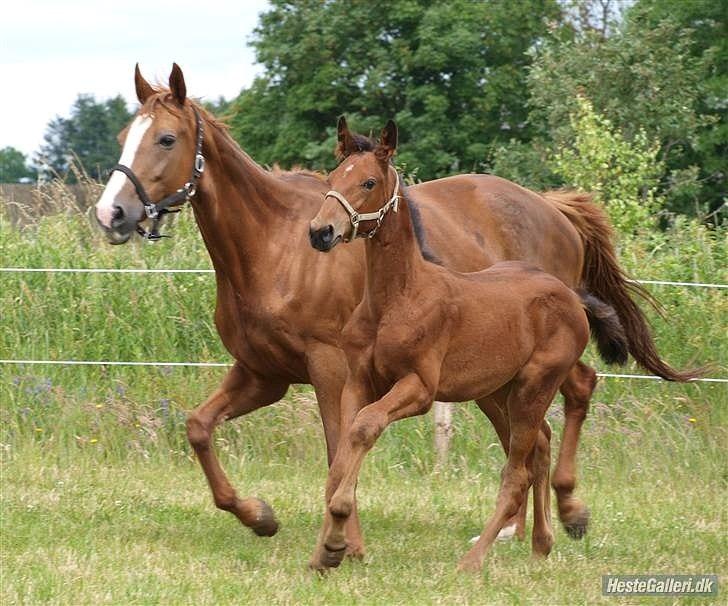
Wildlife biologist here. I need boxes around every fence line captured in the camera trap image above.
[1,359,726,383]
[0,267,726,288]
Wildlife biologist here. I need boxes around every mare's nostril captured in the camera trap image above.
[112,205,124,220]
[111,204,125,226]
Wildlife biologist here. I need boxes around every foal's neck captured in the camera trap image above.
[364,180,426,314]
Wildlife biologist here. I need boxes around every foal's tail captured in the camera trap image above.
[579,291,628,366]
[543,190,701,380]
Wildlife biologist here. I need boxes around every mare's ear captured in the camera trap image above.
[134,64,155,104]
[336,115,359,159]
[375,119,398,161]
[169,63,187,105]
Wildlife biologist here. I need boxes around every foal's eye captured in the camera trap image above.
[158,134,176,148]
[362,179,376,190]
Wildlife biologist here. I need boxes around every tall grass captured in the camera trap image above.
[1,182,726,604]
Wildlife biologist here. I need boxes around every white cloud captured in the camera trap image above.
[0,0,269,156]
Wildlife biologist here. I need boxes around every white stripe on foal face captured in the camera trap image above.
[95,114,154,228]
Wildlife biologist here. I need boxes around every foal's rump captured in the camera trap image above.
[434,262,591,401]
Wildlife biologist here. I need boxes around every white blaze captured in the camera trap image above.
[95,114,153,227]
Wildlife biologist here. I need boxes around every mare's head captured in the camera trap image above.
[309,117,398,251]
[95,64,202,243]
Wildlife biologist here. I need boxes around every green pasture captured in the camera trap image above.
[1,194,726,604]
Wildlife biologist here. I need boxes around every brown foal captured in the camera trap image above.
[308,121,629,571]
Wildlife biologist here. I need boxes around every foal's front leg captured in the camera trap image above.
[310,373,433,571]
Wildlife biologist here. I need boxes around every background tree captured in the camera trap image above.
[0,147,37,183]
[229,0,563,178]
[36,94,132,182]
[492,0,724,217]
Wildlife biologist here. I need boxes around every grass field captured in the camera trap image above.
[1,188,726,604]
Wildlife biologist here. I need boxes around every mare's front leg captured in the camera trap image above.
[310,373,433,571]
[186,363,288,536]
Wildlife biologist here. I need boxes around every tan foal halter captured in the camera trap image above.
[324,167,401,241]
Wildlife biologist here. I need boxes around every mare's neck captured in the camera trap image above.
[363,180,426,316]
[189,120,299,287]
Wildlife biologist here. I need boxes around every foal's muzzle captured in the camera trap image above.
[309,224,339,252]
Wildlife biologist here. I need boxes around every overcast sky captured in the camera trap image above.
[1,0,270,156]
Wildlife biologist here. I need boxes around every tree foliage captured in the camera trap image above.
[552,96,663,233]
[494,0,725,217]
[0,147,36,183]
[229,0,562,178]
[37,95,132,181]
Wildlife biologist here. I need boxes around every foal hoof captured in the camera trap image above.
[562,507,589,540]
[248,498,279,537]
[309,543,347,572]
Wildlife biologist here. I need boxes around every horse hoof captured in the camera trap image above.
[249,499,279,537]
[457,555,482,573]
[310,543,347,571]
[345,544,366,560]
[562,507,589,540]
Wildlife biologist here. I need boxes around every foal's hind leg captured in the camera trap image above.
[459,368,563,572]
[531,420,554,557]
[476,396,528,541]
[553,360,596,539]
[186,363,288,536]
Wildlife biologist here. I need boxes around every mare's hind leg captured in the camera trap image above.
[310,373,433,571]
[476,396,528,541]
[458,366,563,572]
[552,360,596,539]
[186,363,288,536]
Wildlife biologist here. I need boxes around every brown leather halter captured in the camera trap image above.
[108,106,205,240]
[324,167,401,241]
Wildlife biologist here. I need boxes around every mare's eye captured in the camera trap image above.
[362,179,376,190]
[159,134,176,148]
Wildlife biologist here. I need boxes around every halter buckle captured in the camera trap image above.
[144,204,159,220]
[194,154,205,174]
[350,212,360,225]
[184,182,197,198]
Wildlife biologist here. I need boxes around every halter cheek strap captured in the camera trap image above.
[108,106,205,241]
[324,168,400,241]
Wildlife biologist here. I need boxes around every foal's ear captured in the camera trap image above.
[169,63,187,105]
[376,120,398,161]
[134,64,155,104]
[336,115,359,159]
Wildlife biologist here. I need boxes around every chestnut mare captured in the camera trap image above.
[95,65,695,555]
[307,121,631,570]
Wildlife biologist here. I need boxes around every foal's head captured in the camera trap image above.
[95,64,203,244]
[309,117,398,252]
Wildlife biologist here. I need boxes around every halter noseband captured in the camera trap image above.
[324,167,400,241]
[109,106,205,241]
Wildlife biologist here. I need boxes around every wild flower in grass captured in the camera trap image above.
[95,403,103,409]
[688,417,697,424]
[34,427,43,433]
